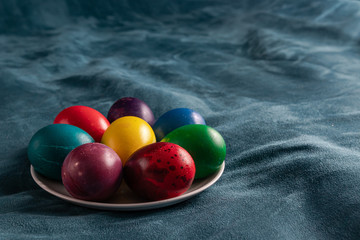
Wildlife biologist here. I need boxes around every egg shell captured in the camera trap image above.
[62,143,123,201]
[107,97,155,126]
[54,105,110,142]
[161,124,226,179]
[124,142,196,201]
[27,124,94,181]
[101,116,156,165]
[153,108,206,141]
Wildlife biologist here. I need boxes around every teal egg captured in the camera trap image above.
[27,124,94,180]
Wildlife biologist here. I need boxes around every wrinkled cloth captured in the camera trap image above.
[1,0,360,239]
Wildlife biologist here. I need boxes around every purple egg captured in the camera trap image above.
[107,97,155,126]
[61,143,123,201]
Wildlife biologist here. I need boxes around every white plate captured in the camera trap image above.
[30,162,225,211]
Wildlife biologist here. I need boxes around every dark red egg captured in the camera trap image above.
[123,142,196,201]
[61,143,123,201]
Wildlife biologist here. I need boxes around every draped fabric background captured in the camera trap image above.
[1,0,360,239]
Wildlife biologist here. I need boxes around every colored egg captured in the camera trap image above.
[153,108,206,141]
[62,143,123,201]
[27,124,94,181]
[101,116,156,165]
[54,105,110,142]
[161,124,226,179]
[107,97,155,126]
[124,142,196,201]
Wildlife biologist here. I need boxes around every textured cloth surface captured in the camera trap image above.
[1,1,360,239]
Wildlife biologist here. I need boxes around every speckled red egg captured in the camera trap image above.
[123,142,196,201]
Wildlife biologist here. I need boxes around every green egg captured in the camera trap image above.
[161,124,226,179]
[27,124,94,180]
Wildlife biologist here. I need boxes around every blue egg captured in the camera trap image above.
[153,108,206,141]
[27,124,94,181]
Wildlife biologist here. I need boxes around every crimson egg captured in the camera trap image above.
[54,105,110,142]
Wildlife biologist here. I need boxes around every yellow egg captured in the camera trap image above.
[101,116,156,165]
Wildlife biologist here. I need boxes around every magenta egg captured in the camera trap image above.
[61,143,123,201]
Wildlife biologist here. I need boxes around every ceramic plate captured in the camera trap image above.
[30,162,225,211]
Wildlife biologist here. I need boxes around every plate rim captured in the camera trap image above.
[30,162,225,211]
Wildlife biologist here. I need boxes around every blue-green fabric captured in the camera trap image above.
[1,1,360,239]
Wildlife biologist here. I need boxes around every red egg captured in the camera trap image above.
[61,143,123,201]
[124,142,196,201]
[54,105,110,142]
